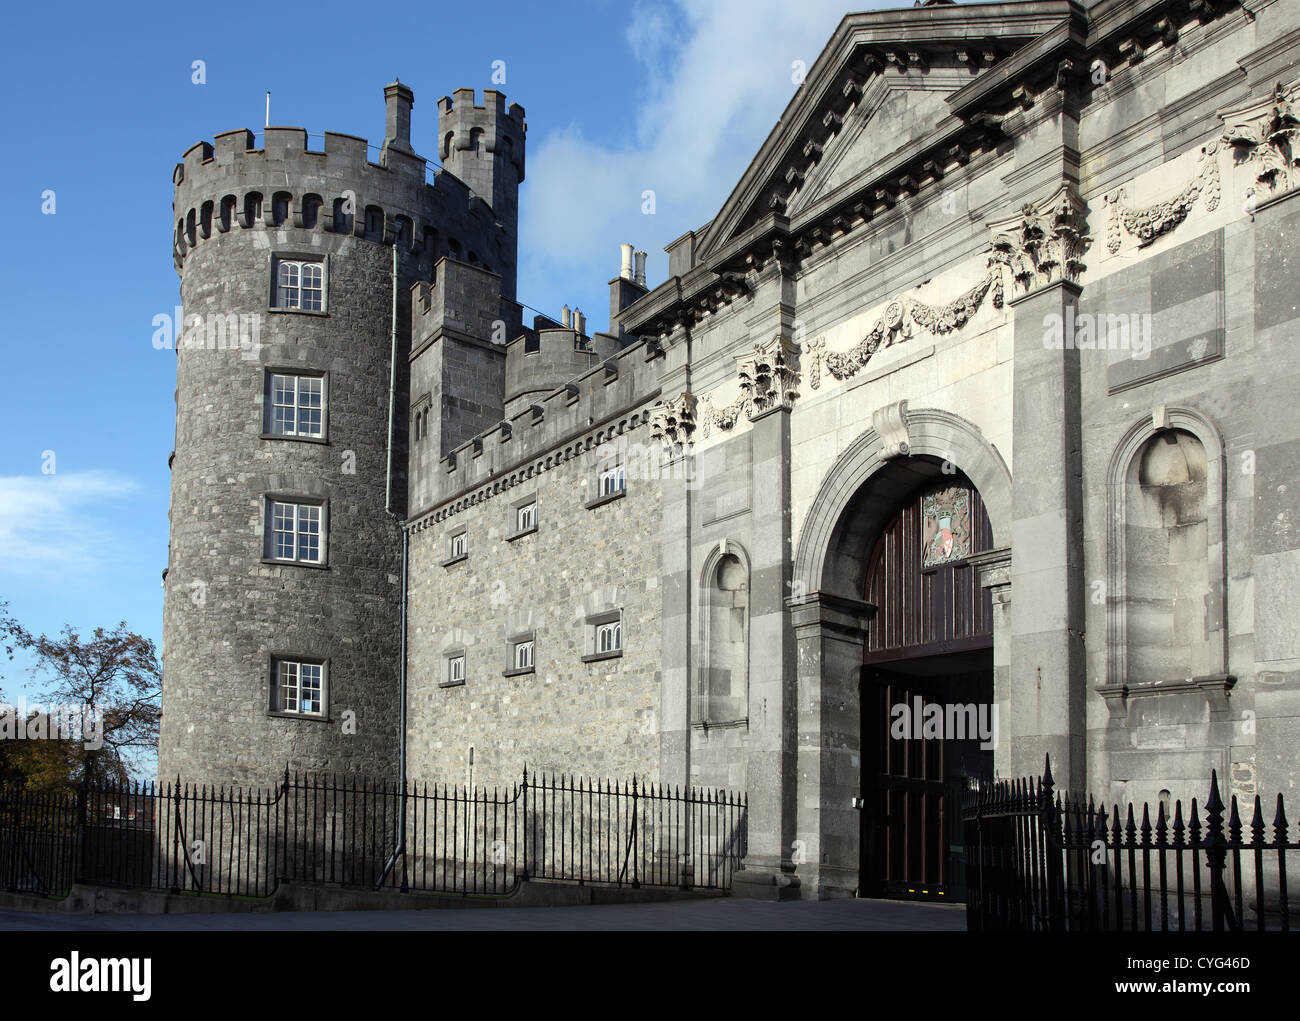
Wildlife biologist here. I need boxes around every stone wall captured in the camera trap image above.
[405,426,663,788]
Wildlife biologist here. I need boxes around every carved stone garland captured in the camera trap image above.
[1105,80,1300,252]
[804,265,1004,391]
[1106,142,1222,253]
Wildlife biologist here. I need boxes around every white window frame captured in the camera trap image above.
[600,465,626,497]
[275,258,325,311]
[516,502,536,533]
[274,659,325,716]
[449,654,465,684]
[450,532,467,559]
[513,639,534,671]
[267,499,325,564]
[266,372,325,438]
[597,620,622,654]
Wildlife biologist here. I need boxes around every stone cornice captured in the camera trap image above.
[408,400,660,531]
[619,0,1245,345]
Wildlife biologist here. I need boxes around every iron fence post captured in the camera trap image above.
[168,776,181,894]
[631,774,640,889]
[520,767,529,883]
[1040,756,1065,932]
[1204,771,1238,932]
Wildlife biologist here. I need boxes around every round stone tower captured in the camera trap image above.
[161,84,525,787]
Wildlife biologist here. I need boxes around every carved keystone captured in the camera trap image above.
[873,400,911,460]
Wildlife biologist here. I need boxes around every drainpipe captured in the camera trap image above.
[680,292,695,885]
[377,241,409,891]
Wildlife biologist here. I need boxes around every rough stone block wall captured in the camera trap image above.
[405,433,663,788]
[161,228,408,789]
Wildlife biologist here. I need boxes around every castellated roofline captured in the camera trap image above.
[437,87,527,181]
[410,257,523,355]
[437,87,526,128]
[170,125,508,275]
[412,336,662,527]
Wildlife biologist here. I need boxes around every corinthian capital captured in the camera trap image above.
[988,184,1090,296]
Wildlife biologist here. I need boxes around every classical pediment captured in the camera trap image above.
[692,2,1076,264]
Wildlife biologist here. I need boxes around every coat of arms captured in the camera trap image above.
[921,485,972,567]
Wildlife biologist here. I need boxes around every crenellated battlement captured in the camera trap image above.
[171,126,501,274]
[503,327,621,420]
[411,257,523,353]
[437,88,526,179]
[418,335,662,525]
[171,83,525,298]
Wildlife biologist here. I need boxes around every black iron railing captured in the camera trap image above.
[962,756,1298,931]
[0,769,747,901]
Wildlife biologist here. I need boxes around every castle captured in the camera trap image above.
[161,0,1300,900]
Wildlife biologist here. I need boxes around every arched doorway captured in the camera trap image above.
[858,469,995,900]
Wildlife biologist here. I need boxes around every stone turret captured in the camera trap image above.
[438,89,527,299]
[161,82,522,788]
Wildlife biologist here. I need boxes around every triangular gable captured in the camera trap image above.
[692,2,1073,263]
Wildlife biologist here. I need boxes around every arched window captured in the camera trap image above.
[299,194,323,230]
[271,191,291,227]
[698,548,749,724]
[218,195,236,233]
[332,196,353,235]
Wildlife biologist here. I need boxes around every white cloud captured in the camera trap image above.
[0,471,140,580]
[518,0,870,326]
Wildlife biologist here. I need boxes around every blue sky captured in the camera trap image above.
[0,0,883,753]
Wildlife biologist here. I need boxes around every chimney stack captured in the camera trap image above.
[383,81,415,155]
[620,243,635,281]
[634,250,647,287]
[561,305,572,328]
[575,308,586,334]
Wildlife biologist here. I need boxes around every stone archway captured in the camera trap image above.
[788,408,1011,900]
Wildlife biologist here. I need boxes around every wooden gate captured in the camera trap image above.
[859,471,995,899]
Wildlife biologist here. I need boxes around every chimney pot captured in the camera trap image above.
[561,305,572,328]
[634,250,647,287]
[620,243,635,281]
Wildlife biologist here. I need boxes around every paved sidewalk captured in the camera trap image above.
[0,896,965,931]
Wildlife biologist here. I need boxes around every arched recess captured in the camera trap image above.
[1105,407,1226,689]
[697,539,751,726]
[794,408,1012,602]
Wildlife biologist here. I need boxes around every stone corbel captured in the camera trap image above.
[970,546,1011,595]
[872,399,910,460]
[988,184,1090,297]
